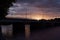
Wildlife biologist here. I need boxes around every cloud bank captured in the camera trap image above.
[7,0,60,19]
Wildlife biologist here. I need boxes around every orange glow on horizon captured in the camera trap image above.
[30,15,43,20]
[6,14,59,20]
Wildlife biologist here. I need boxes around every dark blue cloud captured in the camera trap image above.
[16,0,60,8]
[9,0,60,14]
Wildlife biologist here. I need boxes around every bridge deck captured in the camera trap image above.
[0,18,37,24]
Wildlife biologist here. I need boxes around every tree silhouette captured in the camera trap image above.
[0,0,15,19]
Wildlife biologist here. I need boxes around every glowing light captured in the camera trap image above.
[31,15,43,20]
[32,17,42,20]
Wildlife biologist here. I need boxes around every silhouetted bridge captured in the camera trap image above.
[0,18,37,40]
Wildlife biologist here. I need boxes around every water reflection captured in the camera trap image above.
[1,25,13,36]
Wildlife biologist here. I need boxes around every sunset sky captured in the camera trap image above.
[6,0,60,20]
